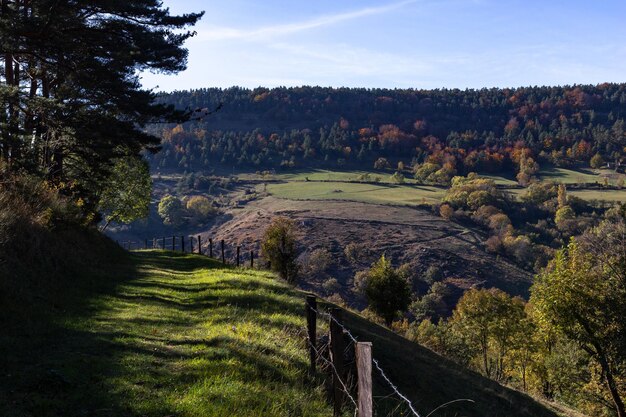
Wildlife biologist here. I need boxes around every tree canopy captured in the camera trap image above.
[0,1,203,222]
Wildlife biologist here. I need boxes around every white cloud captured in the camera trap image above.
[194,0,419,42]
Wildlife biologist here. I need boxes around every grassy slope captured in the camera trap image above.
[1,251,562,417]
[1,251,330,417]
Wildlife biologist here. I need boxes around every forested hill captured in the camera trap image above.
[150,84,626,176]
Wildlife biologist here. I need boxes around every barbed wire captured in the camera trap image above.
[308,303,422,417]
[304,327,358,416]
[372,358,422,417]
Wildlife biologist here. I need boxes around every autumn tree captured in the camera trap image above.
[186,196,217,225]
[590,153,605,169]
[531,219,626,417]
[450,288,526,381]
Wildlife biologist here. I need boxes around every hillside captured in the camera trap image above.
[149,84,626,176]
[204,197,533,307]
[1,250,565,417]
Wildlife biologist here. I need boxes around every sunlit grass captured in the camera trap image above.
[0,251,331,417]
[267,181,444,205]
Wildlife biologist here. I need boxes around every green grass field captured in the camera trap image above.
[267,181,445,205]
[538,167,601,184]
[1,250,563,417]
[264,170,626,206]
[0,252,331,417]
[239,168,408,184]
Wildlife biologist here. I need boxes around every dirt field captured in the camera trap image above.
[205,196,533,311]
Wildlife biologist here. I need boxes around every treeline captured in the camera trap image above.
[150,84,626,177]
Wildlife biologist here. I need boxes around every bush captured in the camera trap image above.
[261,217,300,283]
[186,195,217,224]
[364,255,412,325]
[322,277,341,294]
[439,204,454,220]
[344,242,370,265]
[352,270,370,294]
[302,248,333,276]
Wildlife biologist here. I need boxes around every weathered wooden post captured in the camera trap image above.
[145,238,148,249]
[250,250,254,268]
[236,246,240,267]
[306,295,317,375]
[221,239,225,264]
[330,308,345,416]
[172,235,176,251]
[181,236,185,252]
[198,235,202,255]
[162,236,165,249]
[209,238,213,257]
[189,236,194,254]
[356,342,373,417]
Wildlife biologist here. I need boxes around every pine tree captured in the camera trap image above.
[0,1,203,221]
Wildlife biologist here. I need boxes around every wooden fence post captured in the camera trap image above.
[172,235,175,251]
[190,236,194,254]
[250,250,254,268]
[153,238,156,249]
[221,239,225,264]
[209,238,213,257]
[330,308,345,417]
[236,246,240,267]
[162,236,165,249]
[198,235,202,255]
[356,342,373,417]
[181,236,185,252]
[144,238,148,250]
[306,295,317,375]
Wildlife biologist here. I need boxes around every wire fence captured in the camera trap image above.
[116,235,258,268]
[117,237,473,416]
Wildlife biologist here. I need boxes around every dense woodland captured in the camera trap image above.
[151,85,626,181]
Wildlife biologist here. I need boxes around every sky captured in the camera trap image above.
[140,0,626,91]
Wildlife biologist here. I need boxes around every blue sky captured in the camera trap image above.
[140,0,626,91]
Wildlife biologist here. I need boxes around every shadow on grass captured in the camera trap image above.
[0,251,310,417]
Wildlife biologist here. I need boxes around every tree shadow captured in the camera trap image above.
[0,251,315,416]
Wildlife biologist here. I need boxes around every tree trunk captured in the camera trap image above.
[597,352,626,417]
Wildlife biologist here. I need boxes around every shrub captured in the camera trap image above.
[364,255,412,325]
[344,242,370,265]
[186,195,217,224]
[439,204,454,220]
[353,270,370,295]
[391,171,405,184]
[261,217,300,283]
[303,248,333,276]
[322,277,341,294]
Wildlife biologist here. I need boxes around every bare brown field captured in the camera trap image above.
[205,197,532,310]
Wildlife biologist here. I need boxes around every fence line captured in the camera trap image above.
[307,296,424,417]
[116,238,462,417]
[116,235,258,268]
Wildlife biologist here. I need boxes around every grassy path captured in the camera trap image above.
[1,250,567,417]
[1,251,331,417]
